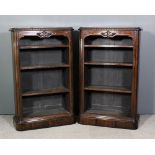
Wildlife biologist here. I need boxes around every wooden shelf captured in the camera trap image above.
[84,45,133,48]
[22,88,69,97]
[84,62,133,67]
[84,86,132,94]
[20,64,69,70]
[19,45,69,49]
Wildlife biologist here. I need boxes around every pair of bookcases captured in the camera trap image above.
[11,27,141,130]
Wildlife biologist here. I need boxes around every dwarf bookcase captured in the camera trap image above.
[79,27,141,129]
[10,28,74,130]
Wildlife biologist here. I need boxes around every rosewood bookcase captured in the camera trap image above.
[79,27,141,129]
[10,28,74,130]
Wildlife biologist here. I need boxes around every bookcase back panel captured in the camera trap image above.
[85,92,131,116]
[19,36,68,46]
[84,48,133,63]
[85,66,132,89]
[22,94,68,117]
[20,48,68,66]
[84,36,132,45]
[21,69,68,92]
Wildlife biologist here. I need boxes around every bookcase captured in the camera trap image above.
[79,27,141,129]
[11,28,74,130]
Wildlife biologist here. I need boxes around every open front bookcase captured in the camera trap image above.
[79,27,141,129]
[11,28,74,130]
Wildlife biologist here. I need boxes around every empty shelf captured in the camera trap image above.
[22,88,69,97]
[84,86,132,94]
[84,62,133,67]
[84,45,133,48]
[21,64,69,70]
[20,45,69,49]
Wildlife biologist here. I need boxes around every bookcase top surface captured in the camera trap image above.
[79,27,142,31]
[10,27,73,32]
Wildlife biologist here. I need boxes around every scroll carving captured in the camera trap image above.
[37,31,55,38]
[101,30,116,38]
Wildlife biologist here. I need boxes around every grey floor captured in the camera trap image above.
[0,115,155,139]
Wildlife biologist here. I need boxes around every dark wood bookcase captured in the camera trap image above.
[10,28,74,130]
[79,27,141,129]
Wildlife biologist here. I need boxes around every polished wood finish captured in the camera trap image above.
[84,62,133,67]
[84,86,132,94]
[22,88,69,97]
[84,45,133,48]
[14,113,74,131]
[80,113,139,129]
[79,27,141,129]
[11,27,74,131]
[20,45,69,49]
[20,64,69,70]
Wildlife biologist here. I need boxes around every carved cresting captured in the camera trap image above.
[37,31,55,38]
[101,30,116,38]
